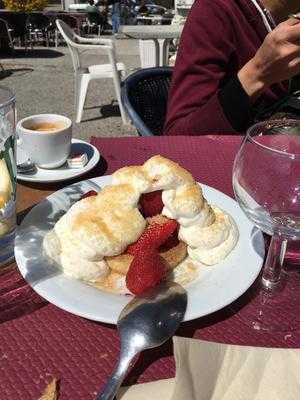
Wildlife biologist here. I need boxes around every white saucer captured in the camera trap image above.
[17,138,100,183]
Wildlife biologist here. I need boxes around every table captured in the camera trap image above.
[120,25,183,67]
[1,136,299,399]
[136,15,173,25]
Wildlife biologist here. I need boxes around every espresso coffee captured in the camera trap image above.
[27,121,67,132]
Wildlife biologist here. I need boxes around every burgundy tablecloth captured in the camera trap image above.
[1,136,299,400]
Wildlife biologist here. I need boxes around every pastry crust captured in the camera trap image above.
[54,183,146,260]
[105,241,187,276]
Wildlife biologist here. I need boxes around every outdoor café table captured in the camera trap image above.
[135,14,172,25]
[119,25,183,66]
[0,135,299,399]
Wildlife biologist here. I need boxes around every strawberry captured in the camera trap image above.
[126,249,166,295]
[139,190,164,217]
[127,219,178,255]
[80,190,98,200]
[159,227,180,251]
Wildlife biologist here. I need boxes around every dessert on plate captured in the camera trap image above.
[43,155,238,295]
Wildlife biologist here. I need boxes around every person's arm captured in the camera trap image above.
[238,17,300,99]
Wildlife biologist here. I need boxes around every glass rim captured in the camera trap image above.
[246,119,300,160]
[0,86,15,109]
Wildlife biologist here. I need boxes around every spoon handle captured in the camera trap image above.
[289,14,300,20]
[96,350,136,400]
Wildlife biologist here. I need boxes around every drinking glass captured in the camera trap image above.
[233,119,300,332]
[0,87,16,268]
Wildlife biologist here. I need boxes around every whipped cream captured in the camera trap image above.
[180,207,238,265]
[162,184,238,265]
[43,229,109,281]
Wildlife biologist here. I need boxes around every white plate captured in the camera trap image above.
[15,176,265,324]
[17,138,100,183]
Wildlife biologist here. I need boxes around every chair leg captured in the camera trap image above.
[112,71,128,125]
[162,39,170,66]
[45,32,49,47]
[55,30,58,47]
[75,74,90,123]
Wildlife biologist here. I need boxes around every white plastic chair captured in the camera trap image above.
[56,19,127,124]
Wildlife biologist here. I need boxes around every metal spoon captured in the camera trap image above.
[96,281,187,400]
[17,159,36,174]
[288,14,300,20]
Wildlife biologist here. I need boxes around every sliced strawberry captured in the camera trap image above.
[127,219,178,255]
[80,190,98,200]
[139,190,164,217]
[126,249,166,295]
[159,227,180,251]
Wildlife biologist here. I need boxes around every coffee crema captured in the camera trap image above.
[26,121,67,132]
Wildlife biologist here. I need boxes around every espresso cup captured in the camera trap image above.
[17,114,72,169]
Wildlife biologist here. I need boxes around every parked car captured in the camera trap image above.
[134,3,167,15]
[135,4,173,25]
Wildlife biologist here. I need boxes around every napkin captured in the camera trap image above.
[117,336,300,400]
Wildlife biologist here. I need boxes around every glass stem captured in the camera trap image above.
[262,232,287,290]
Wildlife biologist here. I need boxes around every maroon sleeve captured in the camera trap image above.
[164,0,243,135]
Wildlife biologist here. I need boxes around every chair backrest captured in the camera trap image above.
[26,13,50,30]
[121,67,173,136]
[87,12,103,26]
[56,19,117,74]
[56,19,82,71]
[58,14,79,30]
[3,12,27,38]
[0,18,13,50]
[0,18,9,38]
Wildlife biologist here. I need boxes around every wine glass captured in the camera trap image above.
[232,119,300,332]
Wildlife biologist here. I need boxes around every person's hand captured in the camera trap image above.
[238,15,300,99]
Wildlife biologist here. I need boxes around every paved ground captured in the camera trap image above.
[1,38,141,139]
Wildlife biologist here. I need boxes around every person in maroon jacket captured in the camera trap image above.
[164,0,300,135]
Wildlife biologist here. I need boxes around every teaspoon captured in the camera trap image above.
[17,159,36,174]
[96,280,187,400]
[288,14,300,20]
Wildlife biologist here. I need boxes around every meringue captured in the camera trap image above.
[43,155,239,288]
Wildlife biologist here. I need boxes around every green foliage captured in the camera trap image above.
[4,0,48,11]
